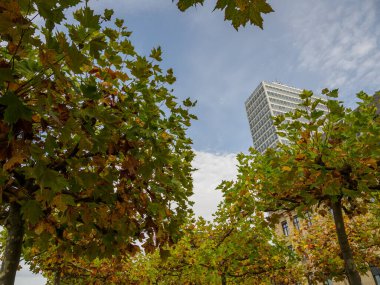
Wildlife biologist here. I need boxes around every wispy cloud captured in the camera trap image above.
[191,151,238,220]
[90,0,169,14]
[289,0,380,100]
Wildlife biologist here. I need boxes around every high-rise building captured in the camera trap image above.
[245,81,327,153]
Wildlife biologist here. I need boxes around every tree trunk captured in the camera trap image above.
[331,199,362,285]
[0,202,24,285]
[54,271,61,285]
[221,273,227,285]
[307,274,314,285]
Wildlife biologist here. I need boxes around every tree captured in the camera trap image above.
[175,0,274,30]
[0,1,195,283]
[128,205,302,285]
[291,207,380,283]
[221,90,380,285]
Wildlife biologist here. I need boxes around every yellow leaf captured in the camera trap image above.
[282,166,292,172]
[3,152,26,171]
[8,82,19,91]
[34,223,45,235]
[161,132,171,140]
[31,114,41,123]
[296,153,306,160]
[366,158,377,168]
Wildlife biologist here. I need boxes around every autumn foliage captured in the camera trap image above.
[0,0,195,283]
[291,209,380,283]
[221,90,380,284]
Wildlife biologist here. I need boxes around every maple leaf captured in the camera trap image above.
[21,201,43,226]
[3,153,27,171]
[0,92,32,124]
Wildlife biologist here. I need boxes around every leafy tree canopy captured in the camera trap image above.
[0,0,196,283]
[124,205,302,285]
[220,90,380,284]
[223,90,380,217]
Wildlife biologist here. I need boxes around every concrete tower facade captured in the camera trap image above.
[245,81,327,153]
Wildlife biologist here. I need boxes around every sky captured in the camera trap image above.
[92,0,379,154]
[16,0,380,283]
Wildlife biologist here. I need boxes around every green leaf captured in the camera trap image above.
[160,248,171,261]
[150,46,162,61]
[68,24,87,43]
[15,60,41,78]
[322,88,329,95]
[52,194,76,212]
[81,81,100,99]
[35,1,65,25]
[176,0,205,12]
[311,110,324,120]
[103,28,119,41]
[356,91,370,101]
[89,36,107,59]
[327,89,339,98]
[183,98,195,107]
[215,0,228,10]
[25,163,68,193]
[21,200,43,225]
[73,7,101,30]
[0,92,32,124]
[42,169,68,193]
[115,18,124,28]
[0,68,14,83]
[256,0,275,14]
[103,9,114,21]
[66,44,88,73]
[300,90,313,99]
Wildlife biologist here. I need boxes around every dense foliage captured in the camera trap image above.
[54,206,301,285]
[291,208,380,283]
[135,205,302,285]
[0,0,196,283]
[221,90,380,284]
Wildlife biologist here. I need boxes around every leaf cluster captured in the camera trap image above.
[174,0,274,30]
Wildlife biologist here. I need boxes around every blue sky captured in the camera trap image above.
[89,0,380,153]
[17,0,380,283]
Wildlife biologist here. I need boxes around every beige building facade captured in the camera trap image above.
[275,212,379,285]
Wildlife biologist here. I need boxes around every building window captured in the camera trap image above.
[305,211,312,226]
[293,215,300,230]
[375,275,380,285]
[281,221,289,236]
[370,266,380,285]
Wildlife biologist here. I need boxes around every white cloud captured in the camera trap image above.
[289,0,380,93]
[90,0,169,14]
[191,151,238,220]
[15,262,46,285]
